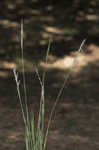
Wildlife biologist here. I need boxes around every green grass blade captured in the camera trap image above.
[25,127,31,150]
[43,39,86,150]
[13,69,26,125]
[42,37,52,85]
[31,113,36,150]
[21,19,30,126]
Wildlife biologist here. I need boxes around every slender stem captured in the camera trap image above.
[44,39,86,149]
[13,68,26,125]
[21,19,29,125]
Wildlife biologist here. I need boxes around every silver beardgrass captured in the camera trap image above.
[43,39,86,150]
[13,19,86,150]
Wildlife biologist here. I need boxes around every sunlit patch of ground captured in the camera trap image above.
[0,19,19,28]
[1,44,99,150]
[40,44,99,74]
[1,44,99,79]
[0,61,16,69]
[0,61,16,77]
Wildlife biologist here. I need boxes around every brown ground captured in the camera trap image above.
[0,44,99,150]
[0,1,99,150]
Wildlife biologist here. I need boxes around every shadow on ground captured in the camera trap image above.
[0,0,99,61]
[0,1,99,150]
[0,43,99,150]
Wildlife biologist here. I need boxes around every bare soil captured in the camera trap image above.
[0,44,99,150]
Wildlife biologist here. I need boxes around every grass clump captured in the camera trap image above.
[13,19,86,150]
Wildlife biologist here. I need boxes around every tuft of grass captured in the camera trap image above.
[13,19,86,150]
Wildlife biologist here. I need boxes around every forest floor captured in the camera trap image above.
[0,43,99,150]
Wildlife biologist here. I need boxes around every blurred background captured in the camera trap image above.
[0,0,99,150]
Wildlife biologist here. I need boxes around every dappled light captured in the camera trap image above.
[0,1,99,150]
[0,61,16,77]
[0,70,11,78]
[39,44,99,75]
[40,53,83,72]
[0,61,16,69]
[0,0,99,60]
[0,19,18,28]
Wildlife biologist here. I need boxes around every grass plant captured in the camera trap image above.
[13,19,86,150]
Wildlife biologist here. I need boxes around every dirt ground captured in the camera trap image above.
[0,44,99,150]
[0,1,99,150]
